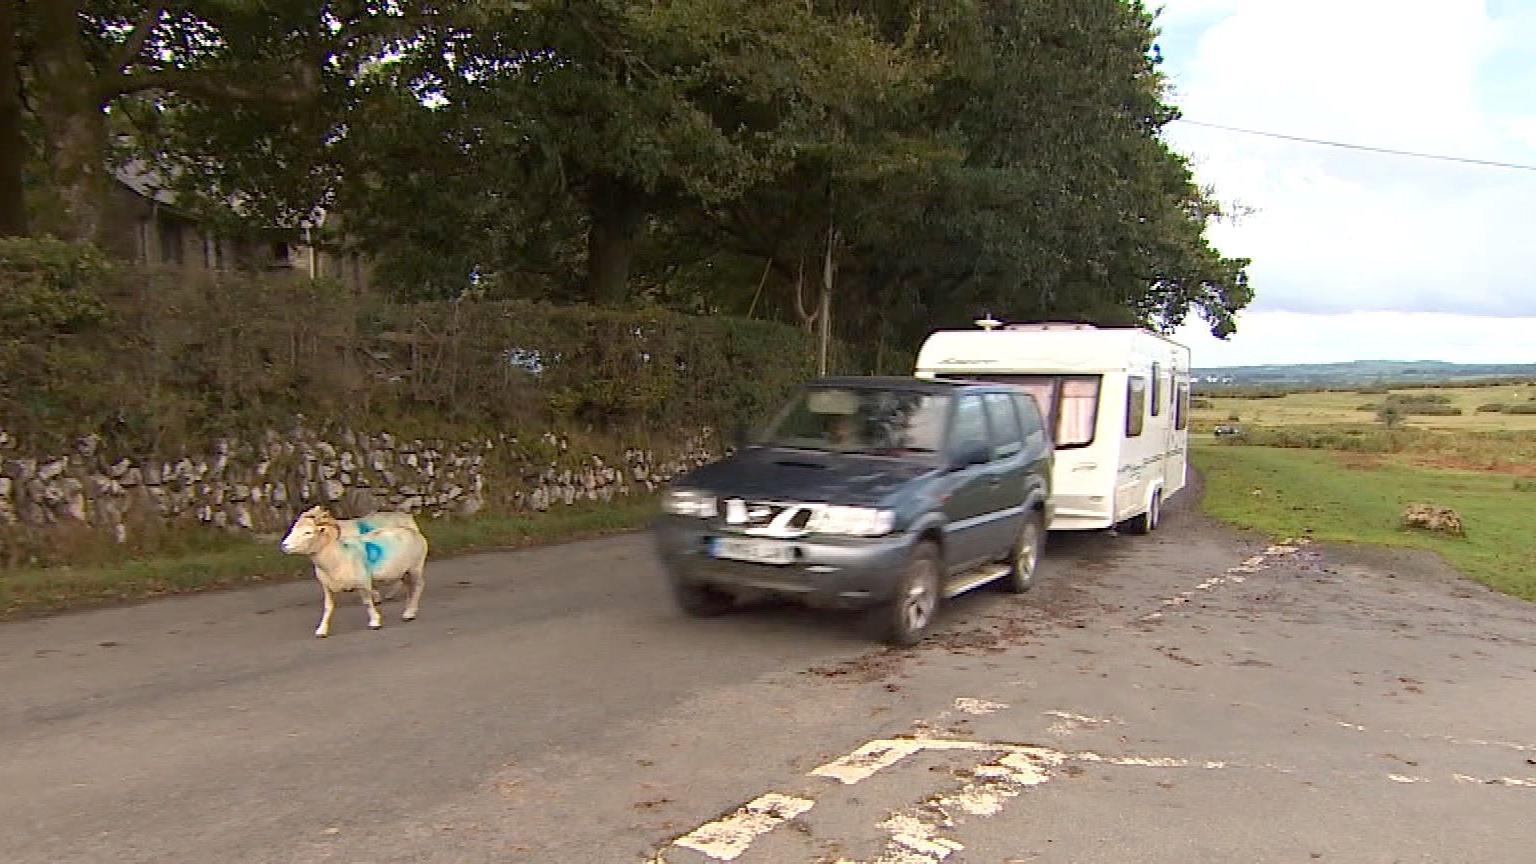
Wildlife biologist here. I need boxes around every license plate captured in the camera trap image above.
[709,536,795,565]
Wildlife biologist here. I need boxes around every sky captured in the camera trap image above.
[1157,0,1536,367]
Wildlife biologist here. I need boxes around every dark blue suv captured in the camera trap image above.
[652,376,1054,645]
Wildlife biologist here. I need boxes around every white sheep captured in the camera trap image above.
[296,505,421,601]
[280,507,429,637]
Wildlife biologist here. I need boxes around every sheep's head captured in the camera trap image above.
[280,508,340,555]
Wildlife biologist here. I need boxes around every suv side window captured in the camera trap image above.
[983,392,1024,459]
[1012,392,1048,450]
[950,394,990,461]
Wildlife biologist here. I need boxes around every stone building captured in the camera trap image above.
[106,159,372,291]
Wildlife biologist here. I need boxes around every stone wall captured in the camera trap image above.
[0,421,717,560]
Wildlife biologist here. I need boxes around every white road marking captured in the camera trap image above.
[1454,774,1536,788]
[671,793,815,861]
[656,689,1525,863]
[830,742,1200,864]
[953,697,1008,715]
[1331,718,1536,753]
[811,738,989,786]
[1042,710,1115,726]
[1139,539,1308,622]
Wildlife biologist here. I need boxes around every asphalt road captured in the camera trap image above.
[3,479,1534,864]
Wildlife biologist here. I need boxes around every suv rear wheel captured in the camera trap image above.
[1000,510,1045,593]
[877,542,942,646]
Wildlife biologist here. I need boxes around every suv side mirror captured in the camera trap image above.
[950,440,991,470]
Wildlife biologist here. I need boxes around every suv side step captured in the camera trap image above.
[942,563,1011,598]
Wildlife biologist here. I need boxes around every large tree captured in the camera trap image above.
[384,0,927,304]
[644,0,1250,363]
[2,1,424,244]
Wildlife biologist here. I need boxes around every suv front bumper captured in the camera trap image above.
[651,516,913,609]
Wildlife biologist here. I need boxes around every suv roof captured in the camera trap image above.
[807,375,1009,394]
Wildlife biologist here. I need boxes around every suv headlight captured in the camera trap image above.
[662,487,717,518]
[807,506,896,537]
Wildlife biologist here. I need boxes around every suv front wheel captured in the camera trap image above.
[877,542,942,646]
[671,579,733,617]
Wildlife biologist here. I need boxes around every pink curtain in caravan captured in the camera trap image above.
[1057,377,1100,447]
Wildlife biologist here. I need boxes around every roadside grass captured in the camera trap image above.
[1192,383,1536,433]
[0,497,658,621]
[1193,440,1536,601]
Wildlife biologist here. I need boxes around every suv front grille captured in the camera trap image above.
[719,499,815,534]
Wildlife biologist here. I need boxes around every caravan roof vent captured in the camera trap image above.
[1004,321,1098,331]
[973,314,1005,331]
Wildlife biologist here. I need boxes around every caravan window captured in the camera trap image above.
[1150,363,1162,416]
[1175,381,1190,431]
[947,374,1100,450]
[1058,378,1099,447]
[1126,376,1147,437]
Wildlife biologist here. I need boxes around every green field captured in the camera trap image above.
[1193,383,1536,433]
[0,498,659,620]
[1193,439,1536,602]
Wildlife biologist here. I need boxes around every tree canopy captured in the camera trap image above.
[2,0,1253,367]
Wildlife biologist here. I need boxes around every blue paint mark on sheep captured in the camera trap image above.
[364,540,385,570]
[357,519,374,534]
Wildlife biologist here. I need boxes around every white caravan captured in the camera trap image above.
[915,321,1191,533]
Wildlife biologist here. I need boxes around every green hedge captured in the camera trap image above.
[0,238,825,451]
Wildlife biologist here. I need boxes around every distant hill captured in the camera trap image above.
[1193,360,1536,387]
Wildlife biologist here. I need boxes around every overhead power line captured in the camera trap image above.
[1172,118,1536,173]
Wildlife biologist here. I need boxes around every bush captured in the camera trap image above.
[1219,424,1423,453]
[0,242,826,451]
[1477,403,1506,413]
[1191,398,1213,409]
[1403,404,1462,416]
[1503,403,1536,415]
[1360,394,1461,417]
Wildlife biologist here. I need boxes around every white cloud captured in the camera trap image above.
[1175,310,1536,367]
[1156,0,1536,337]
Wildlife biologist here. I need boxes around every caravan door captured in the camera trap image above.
[1166,372,1189,495]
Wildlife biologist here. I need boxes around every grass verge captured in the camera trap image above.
[0,497,658,621]
[1193,441,1536,601]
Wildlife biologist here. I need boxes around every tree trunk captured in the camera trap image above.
[584,176,646,305]
[31,0,109,245]
[818,223,834,376]
[0,0,27,236]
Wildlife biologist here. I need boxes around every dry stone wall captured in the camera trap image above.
[0,421,716,555]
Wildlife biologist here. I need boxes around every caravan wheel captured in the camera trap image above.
[1124,489,1161,535]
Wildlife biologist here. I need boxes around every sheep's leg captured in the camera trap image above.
[360,583,383,630]
[315,587,336,638]
[402,567,425,622]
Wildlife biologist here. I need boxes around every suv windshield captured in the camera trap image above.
[763,386,949,455]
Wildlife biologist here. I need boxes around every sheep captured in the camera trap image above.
[296,505,422,601]
[280,507,429,638]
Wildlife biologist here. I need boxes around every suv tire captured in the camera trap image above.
[1000,510,1045,593]
[671,580,733,617]
[877,542,942,646]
